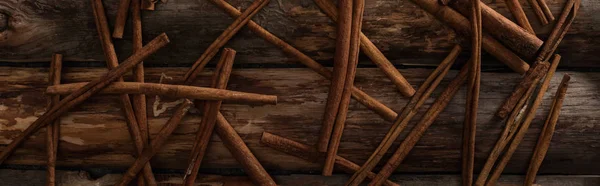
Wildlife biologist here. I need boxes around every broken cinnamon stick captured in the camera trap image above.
[260,132,398,186]
[312,0,415,97]
[46,82,278,105]
[369,64,469,186]
[322,0,365,175]
[536,0,580,63]
[485,55,562,185]
[462,0,482,184]
[113,0,132,38]
[316,0,353,153]
[91,0,156,183]
[0,33,170,165]
[184,48,236,185]
[46,54,62,186]
[131,1,148,184]
[117,99,193,186]
[527,0,550,25]
[346,45,460,186]
[406,0,530,74]
[505,0,535,34]
[141,0,155,10]
[211,0,398,121]
[524,74,569,186]
[496,62,551,118]
[183,0,269,84]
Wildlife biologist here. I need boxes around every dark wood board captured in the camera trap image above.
[0,67,597,174]
[0,0,598,69]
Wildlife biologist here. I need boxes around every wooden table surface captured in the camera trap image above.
[0,0,598,177]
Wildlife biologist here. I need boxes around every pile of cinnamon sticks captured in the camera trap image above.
[0,0,583,185]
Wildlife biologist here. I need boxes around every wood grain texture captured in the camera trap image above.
[0,67,597,174]
[0,0,598,68]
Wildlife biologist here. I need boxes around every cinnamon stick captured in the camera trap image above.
[406,0,530,74]
[113,0,132,38]
[183,0,269,84]
[46,54,62,186]
[524,74,570,186]
[505,0,535,34]
[117,99,193,186]
[0,33,170,165]
[260,132,398,186]
[537,0,555,23]
[485,55,562,185]
[215,113,276,186]
[346,45,460,186]
[141,0,155,10]
[312,0,415,97]
[496,62,551,118]
[527,0,550,25]
[184,48,236,185]
[91,0,156,183]
[322,0,364,175]
[462,0,482,184]
[369,64,469,186]
[47,82,277,105]
[536,0,580,63]
[131,1,148,184]
[316,0,353,153]
[210,0,398,121]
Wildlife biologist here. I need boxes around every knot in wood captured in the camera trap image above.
[0,12,7,31]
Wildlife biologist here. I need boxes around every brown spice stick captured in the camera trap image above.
[527,0,550,25]
[407,0,530,74]
[46,54,62,186]
[537,0,555,23]
[117,99,193,186]
[184,48,236,185]
[474,64,544,186]
[316,0,353,153]
[346,45,460,186]
[312,0,415,97]
[369,64,469,186]
[524,74,570,186]
[211,0,398,121]
[91,0,156,183]
[0,33,170,165]
[183,0,269,84]
[536,0,580,63]
[438,0,455,5]
[462,0,482,184]
[496,62,551,118]
[141,0,155,10]
[113,0,132,38]
[260,132,398,186]
[47,82,277,105]
[131,1,148,184]
[322,0,365,175]
[215,113,276,186]
[505,0,535,34]
[485,55,562,185]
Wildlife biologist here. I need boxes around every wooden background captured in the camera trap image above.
[0,0,598,177]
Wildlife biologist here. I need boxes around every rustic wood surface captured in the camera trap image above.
[0,67,597,174]
[0,0,598,69]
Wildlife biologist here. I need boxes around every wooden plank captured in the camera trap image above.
[0,67,598,174]
[0,0,598,68]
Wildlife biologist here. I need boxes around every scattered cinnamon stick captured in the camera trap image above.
[497,62,551,118]
[527,0,550,25]
[505,0,535,34]
[322,0,365,175]
[184,48,236,185]
[141,0,155,10]
[131,1,148,184]
[346,45,460,186]
[91,0,157,183]
[406,0,530,74]
[183,0,269,84]
[524,74,570,186]
[536,0,581,63]
[117,99,193,186]
[485,55,562,185]
[462,0,482,184]
[46,53,62,186]
[312,0,415,97]
[47,82,277,105]
[211,0,398,121]
[369,64,469,186]
[260,132,398,186]
[0,33,170,165]
[537,0,555,23]
[113,0,132,38]
[316,0,353,153]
